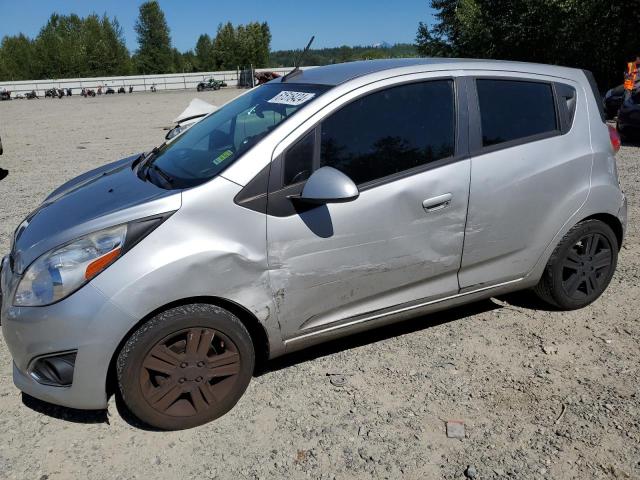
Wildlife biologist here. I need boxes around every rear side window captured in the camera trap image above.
[476,79,558,147]
[319,80,455,185]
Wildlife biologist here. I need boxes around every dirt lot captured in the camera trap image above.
[0,90,638,480]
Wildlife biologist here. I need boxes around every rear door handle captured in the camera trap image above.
[422,193,453,212]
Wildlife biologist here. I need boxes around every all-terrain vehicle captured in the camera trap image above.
[196,78,226,91]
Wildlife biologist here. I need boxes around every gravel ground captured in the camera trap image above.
[0,90,638,480]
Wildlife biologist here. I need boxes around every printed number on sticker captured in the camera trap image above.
[267,91,316,106]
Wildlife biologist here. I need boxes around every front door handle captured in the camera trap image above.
[422,193,453,212]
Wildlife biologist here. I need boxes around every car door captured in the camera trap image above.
[458,75,591,289]
[265,78,472,342]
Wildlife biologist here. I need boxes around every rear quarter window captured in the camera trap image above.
[476,79,558,148]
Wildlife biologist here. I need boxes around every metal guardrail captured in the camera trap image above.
[0,67,307,97]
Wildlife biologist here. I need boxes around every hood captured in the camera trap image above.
[11,154,181,274]
[174,99,217,123]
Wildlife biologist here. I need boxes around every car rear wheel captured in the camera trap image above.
[534,219,618,310]
[116,304,254,430]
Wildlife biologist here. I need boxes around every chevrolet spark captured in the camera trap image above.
[1,59,627,430]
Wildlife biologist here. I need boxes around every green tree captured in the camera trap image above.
[195,34,214,70]
[134,1,173,74]
[269,43,418,67]
[0,34,35,80]
[180,50,198,72]
[213,22,238,70]
[416,0,640,89]
[255,22,272,67]
[32,14,67,78]
[211,21,271,70]
[0,12,131,80]
[100,15,131,75]
[82,14,108,76]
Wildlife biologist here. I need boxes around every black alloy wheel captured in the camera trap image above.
[534,219,618,310]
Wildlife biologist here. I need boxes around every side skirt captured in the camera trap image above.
[280,277,531,356]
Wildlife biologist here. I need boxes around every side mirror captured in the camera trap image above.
[297,166,359,204]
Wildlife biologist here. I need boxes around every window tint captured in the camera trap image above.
[476,79,558,147]
[283,130,314,186]
[319,80,455,185]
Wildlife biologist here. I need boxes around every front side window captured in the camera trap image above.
[146,83,329,188]
[318,80,456,186]
[283,130,315,187]
[476,79,558,147]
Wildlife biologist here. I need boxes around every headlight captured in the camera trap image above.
[14,225,127,307]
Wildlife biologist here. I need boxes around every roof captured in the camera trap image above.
[278,58,580,86]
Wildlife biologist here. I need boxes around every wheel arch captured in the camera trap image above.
[106,296,271,397]
[579,212,624,250]
[527,207,624,288]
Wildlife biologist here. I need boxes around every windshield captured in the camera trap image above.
[145,83,330,188]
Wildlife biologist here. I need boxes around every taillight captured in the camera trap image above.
[608,125,621,153]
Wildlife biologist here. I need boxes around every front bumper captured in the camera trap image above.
[1,256,137,409]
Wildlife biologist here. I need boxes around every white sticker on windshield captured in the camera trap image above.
[267,91,316,106]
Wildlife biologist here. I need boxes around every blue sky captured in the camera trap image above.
[0,0,435,52]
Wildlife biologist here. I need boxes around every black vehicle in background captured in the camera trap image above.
[196,78,226,91]
[0,135,7,181]
[604,81,640,119]
[617,90,640,141]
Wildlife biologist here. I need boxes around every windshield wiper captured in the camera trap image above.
[136,145,163,181]
[147,163,174,187]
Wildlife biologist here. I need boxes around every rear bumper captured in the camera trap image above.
[619,193,628,244]
[1,256,137,409]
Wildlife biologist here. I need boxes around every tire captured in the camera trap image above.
[197,85,203,92]
[534,219,618,310]
[117,303,255,430]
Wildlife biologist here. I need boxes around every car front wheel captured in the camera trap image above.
[534,219,618,310]
[116,304,255,430]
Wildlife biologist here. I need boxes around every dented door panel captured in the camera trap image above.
[268,160,471,341]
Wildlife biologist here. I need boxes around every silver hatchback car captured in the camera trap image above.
[1,59,627,430]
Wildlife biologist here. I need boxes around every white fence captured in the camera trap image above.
[0,67,309,96]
